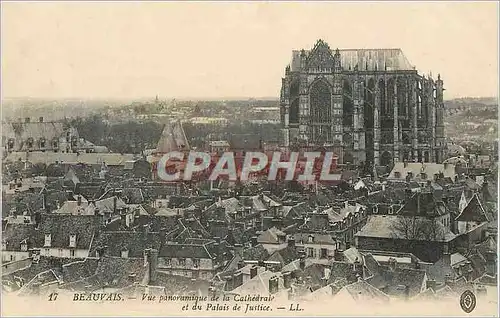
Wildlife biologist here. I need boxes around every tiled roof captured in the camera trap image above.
[231,270,283,295]
[239,244,270,261]
[335,280,390,303]
[327,262,357,285]
[61,258,100,283]
[159,243,211,259]
[293,233,335,245]
[156,120,190,153]
[2,223,36,251]
[61,257,147,291]
[89,231,162,258]
[356,215,456,242]
[268,245,301,266]
[455,193,490,222]
[155,271,211,295]
[398,192,448,217]
[257,227,286,244]
[34,214,101,249]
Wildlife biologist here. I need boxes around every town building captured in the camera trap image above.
[280,39,446,165]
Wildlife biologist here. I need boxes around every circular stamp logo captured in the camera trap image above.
[460,290,477,313]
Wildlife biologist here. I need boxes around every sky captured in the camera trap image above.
[1,1,498,100]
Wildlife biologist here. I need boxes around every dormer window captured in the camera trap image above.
[7,138,15,150]
[21,239,28,252]
[394,171,401,179]
[69,234,77,248]
[52,138,59,149]
[26,137,34,149]
[308,235,314,243]
[388,206,394,215]
[44,234,52,247]
[2,239,6,250]
[39,137,46,148]
[121,248,129,258]
[420,172,427,180]
[373,205,379,214]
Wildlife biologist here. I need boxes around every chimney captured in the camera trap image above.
[34,211,41,229]
[287,237,295,248]
[120,214,127,228]
[268,276,279,294]
[77,195,82,206]
[283,271,292,288]
[39,117,44,123]
[388,257,397,271]
[299,257,306,270]
[237,260,245,269]
[442,252,451,268]
[143,224,150,239]
[148,248,159,285]
[97,247,105,258]
[159,228,167,241]
[426,279,436,290]
[344,201,349,209]
[250,236,258,247]
[113,196,118,214]
[334,249,344,261]
[404,161,408,168]
[233,271,243,289]
[250,265,258,279]
[25,117,31,123]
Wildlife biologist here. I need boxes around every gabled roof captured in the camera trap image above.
[155,120,190,153]
[334,280,390,303]
[34,214,101,249]
[268,245,301,266]
[89,231,161,258]
[2,223,36,252]
[455,193,490,222]
[291,43,414,72]
[257,227,286,244]
[356,215,456,242]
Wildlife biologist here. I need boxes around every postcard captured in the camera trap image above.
[1,1,498,317]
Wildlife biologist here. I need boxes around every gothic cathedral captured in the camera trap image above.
[280,39,446,166]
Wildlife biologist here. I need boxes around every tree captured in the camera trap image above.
[390,216,445,242]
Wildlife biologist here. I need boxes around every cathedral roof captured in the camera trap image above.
[155,120,190,153]
[291,47,414,72]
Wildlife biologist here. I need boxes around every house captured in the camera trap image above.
[2,223,36,262]
[355,215,457,262]
[157,239,232,280]
[257,227,287,252]
[293,233,336,260]
[34,214,101,258]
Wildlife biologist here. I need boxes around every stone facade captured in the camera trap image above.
[280,39,446,165]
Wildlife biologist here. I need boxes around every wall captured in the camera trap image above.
[295,242,335,259]
[1,257,32,275]
[39,248,89,258]
[356,236,445,263]
[1,251,30,263]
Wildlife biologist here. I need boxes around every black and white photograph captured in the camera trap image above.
[1,1,498,316]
